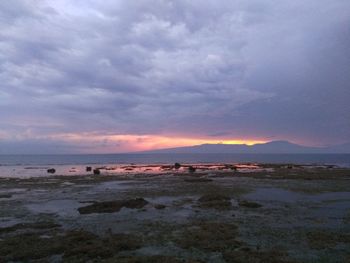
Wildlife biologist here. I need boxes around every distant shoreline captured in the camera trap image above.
[0,153,349,168]
[1,162,349,179]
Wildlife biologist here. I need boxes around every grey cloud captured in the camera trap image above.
[0,0,349,152]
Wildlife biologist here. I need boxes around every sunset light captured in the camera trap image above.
[47,133,267,153]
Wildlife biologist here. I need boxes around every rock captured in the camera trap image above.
[86,166,92,172]
[0,194,12,199]
[78,201,121,214]
[239,200,262,208]
[225,164,238,171]
[123,198,149,209]
[161,165,172,170]
[93,169,100,175]
[154,204,166,210]
[174,163,181,169]
[78,198,149,214]
[47,169,56,174]
[188,166,196,173]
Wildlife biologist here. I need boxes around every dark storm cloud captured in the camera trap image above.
[0,0,349,152]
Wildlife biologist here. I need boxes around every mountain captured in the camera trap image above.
[142,141,350,154]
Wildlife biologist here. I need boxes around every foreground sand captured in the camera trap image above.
[0,163,349,262]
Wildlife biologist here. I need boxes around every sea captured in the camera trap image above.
[0,153,349,167]
[1,153,349,178]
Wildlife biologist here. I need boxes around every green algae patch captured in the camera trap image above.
[197,194,232,210]
[175,222,242,252]
[307,230,350,249]
[62,230,142,262]
[0,221,61,234]
[78,197,149,214]
[0,229,142,262]
[0,232,63,261]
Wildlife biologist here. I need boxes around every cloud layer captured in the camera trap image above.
[1,0,349,153]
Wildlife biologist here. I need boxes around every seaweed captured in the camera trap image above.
[78,198,148,214]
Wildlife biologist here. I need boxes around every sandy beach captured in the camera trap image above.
[0,163,349,262]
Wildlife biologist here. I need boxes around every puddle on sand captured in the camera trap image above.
[148,196,179,205]
[94,180,136,192]
[312,195,350,226]
[311,192,350,202]
[0,188,28,194]
[244,188,350,227]
[244,188,303,203]
[244,188,350,204]
[26,199,82,217]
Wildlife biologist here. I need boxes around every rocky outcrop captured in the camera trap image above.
[174,163,181,169]
[78,198,148,214]
[238,200,262,208]
[188,166,196,173]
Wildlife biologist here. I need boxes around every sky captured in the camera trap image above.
[0,0,350,154]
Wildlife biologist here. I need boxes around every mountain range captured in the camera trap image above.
[143,141,350,154]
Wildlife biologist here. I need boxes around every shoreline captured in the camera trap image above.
[0,164,349,262]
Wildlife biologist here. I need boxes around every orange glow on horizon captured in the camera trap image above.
[47,133,267,153]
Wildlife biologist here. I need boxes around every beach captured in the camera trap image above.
[0,163,349,262]
[2,0,350,261]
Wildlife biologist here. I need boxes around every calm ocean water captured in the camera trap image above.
[0,154,349,167]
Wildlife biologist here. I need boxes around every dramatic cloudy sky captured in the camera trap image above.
[0,0,349,153]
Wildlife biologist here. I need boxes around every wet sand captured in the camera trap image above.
[0,163,349,262]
